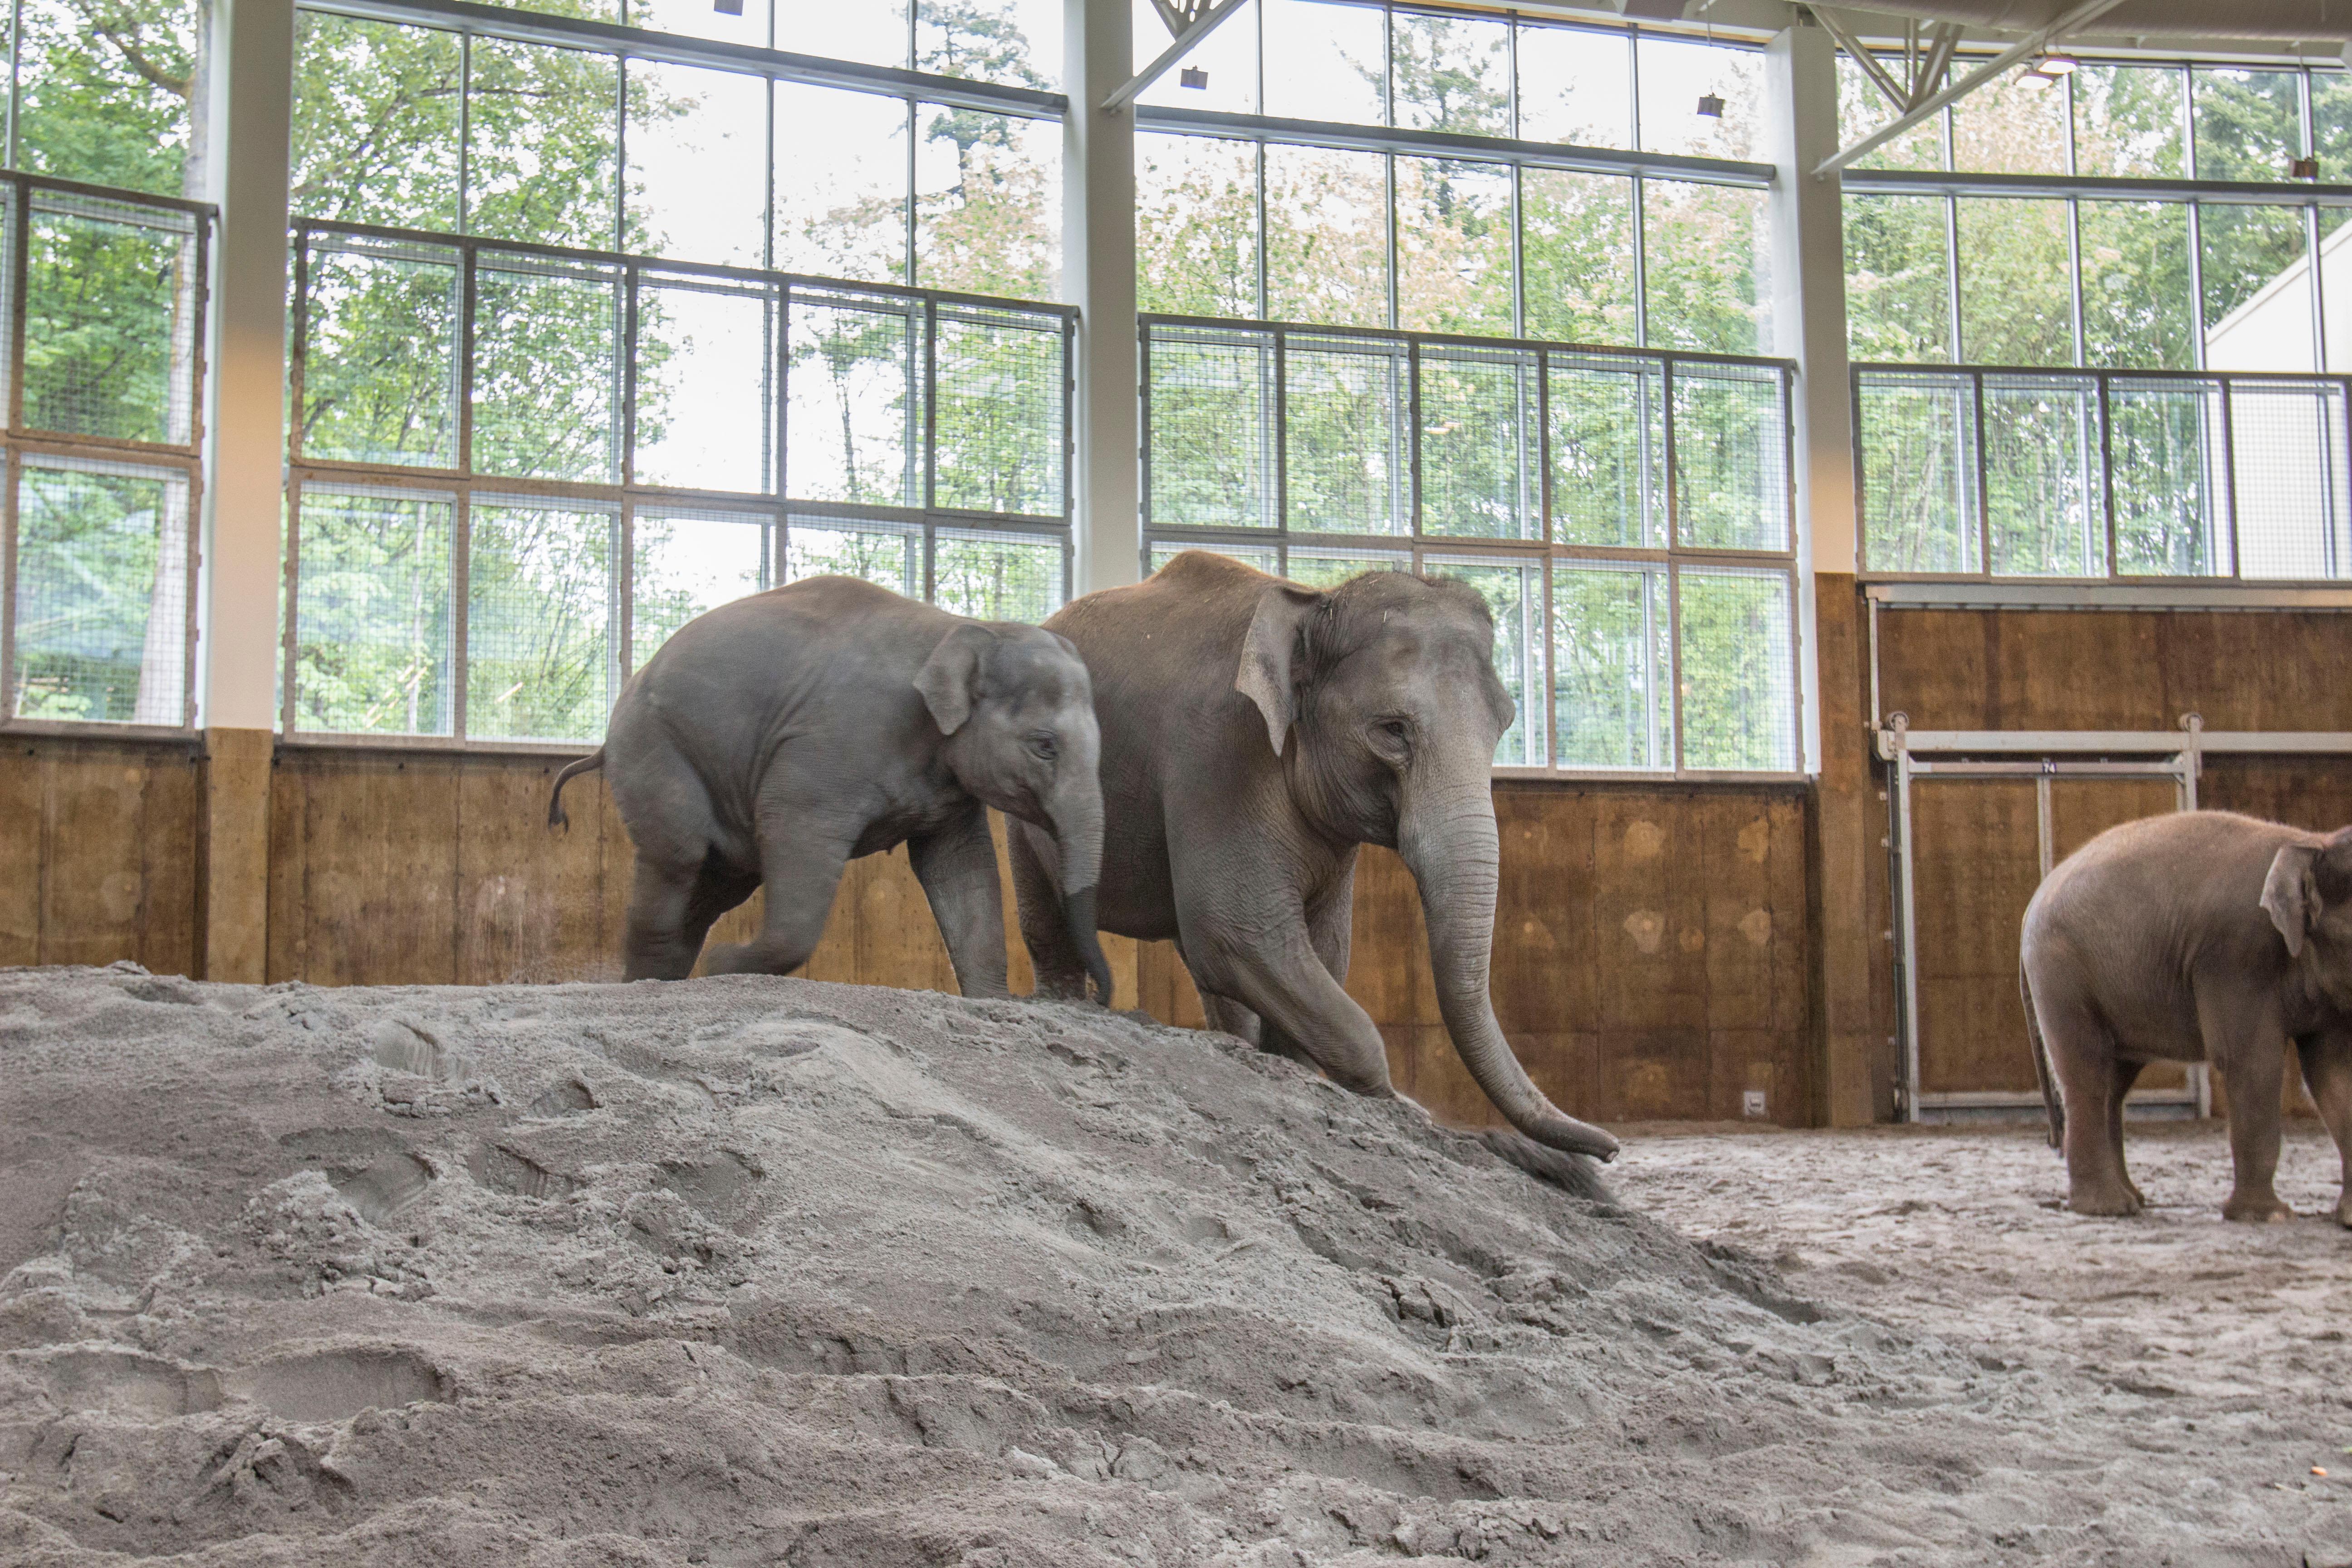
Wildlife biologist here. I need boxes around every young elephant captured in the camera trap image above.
[547,576,1112,1000]
[1008,551,1619,1165]
[2022,810,2352,1223]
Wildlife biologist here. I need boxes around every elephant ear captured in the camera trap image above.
[1235,582,1324,757]
[2262,843,2321,958]
[915,623,995,735]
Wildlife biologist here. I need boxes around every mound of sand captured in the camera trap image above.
[0,965,2298,1564]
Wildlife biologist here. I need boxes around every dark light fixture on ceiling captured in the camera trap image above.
[1179,65,1209,88]
[2293,155,2321,178]
[713,0,742,13]
[1696,92,1725,118]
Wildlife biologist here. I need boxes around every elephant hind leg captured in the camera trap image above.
[2107,1057,2148,1210]
[704,816,855,978]
[1011,820,1087,1002]
[624,845,756,980]
[2037,984,2141,1216]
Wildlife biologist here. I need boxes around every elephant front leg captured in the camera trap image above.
[2210,1016,2294,1224]
[2298,1031,2352,1228]
[1186,914,1392,1098]
[705,811,857,978]
[909,804,1011,1001]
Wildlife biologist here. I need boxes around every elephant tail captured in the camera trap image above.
[2021,960,2063,1151]
[546,749,605,831]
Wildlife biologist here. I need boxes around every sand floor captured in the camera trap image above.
[1,963,2347,1566]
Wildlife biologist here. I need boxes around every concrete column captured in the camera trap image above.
[196,0,295,980]
[1766,21,1879,1125]
[1063,0,1141,595]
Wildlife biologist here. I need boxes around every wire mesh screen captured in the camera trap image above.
[932,526,1067,623]
[1286,545,1411,587]
[298,235,463,469]
[472,256,624,483]
[1424,552,1544,765]
[2109,378,2229,577]
[2231,381,2352,582]
[20,191,204,448]
[1552,560,1669,771]
[784,287,921,508]
[1146,326,1277,529]
[932,306,1065,519]
[289,482,457,736]
[1284,335,1410,536]
[1677,565,1795,772]
[786,513,922,598]
[1548,353,1666,549]
[1983,374,2102,577]
[632,274,776,495]
[465,498,619,742]
[1856,370,1980,573]
[1671,361,1789,552]
[1419,348,1540,542]
[631,505,771,672]
[1150,541,1280,575]
[11,454,192,725]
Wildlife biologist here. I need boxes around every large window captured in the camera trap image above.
[1142,317,1799,774]
[284,220,1072,744]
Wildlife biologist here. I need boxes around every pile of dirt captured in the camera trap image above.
[0,964,2315,1564]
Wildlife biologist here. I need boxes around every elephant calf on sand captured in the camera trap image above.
[2023,809,2352,1223]
[548,576,1112,1000]
[1010,551,1619,1167]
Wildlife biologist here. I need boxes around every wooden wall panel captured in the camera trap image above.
[0,736,200,973]
[1910,779,2039,1094]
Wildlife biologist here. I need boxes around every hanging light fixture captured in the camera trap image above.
[2035,52,2079,75]
[1179,65,1209,88]
[1697,92,1725,118]
[2017,68,2058,91]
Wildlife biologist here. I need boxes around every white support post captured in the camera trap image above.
[1064,0,1141,596]
[1767,19,1852,773]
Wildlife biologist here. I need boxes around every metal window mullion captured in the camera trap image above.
[1942,191,1961,362]
[4,0,20,169]
[762,77,775,272]
[620,263,639,487]
[2065,196,2086,368]
[2097,370,2118,578]
[613,57,629,252]
[1273,327,1289,543]
[2186,199,2208,371]
[922,295,937,598]
[774,279,790,505]
[1252,139,1268,319]
[1972,369,1991,577]
[451,487,470,740]
[281,481,303,735]
[1384,152,1399,331]
[1666,559,1684,774]
[457,32,472,233]
[615,500,634,685]
[1630,175,1647,347]
[6,180,23,432]
[1509,162,1525,340]
[2219,376,2239,578]
[0,446,15,721]
[1137,322,1153,575]
[902,97,916,285]
[1850,367,1872,571]
[1406,338,1421,538]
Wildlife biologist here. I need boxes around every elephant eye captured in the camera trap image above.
[1373,718,1411,748]
[1027,732,1059,760]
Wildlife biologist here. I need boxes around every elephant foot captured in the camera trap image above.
[2067,1181,2143,1217]
[2334,1196,2352,1230]
[2221,1191,2294,1224]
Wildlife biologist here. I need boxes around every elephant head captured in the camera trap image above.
[2262,827,2352,1010]
[916,622,1114,1003]
[1236,571,1620,1161]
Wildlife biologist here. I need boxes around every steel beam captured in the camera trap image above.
[1104,0,1250,112]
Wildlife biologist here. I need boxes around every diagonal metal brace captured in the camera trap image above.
[1104,0,1253,112]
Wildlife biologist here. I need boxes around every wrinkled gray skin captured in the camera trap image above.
[2022,809,2352,1224]
[547,576,1112,1000]
[1010,552,1620,1167]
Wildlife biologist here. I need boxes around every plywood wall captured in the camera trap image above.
[0,735,201,974]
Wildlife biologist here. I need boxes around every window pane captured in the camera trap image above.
[2079,200,2194,371]
[473,0,617,21]
[1844,194,1950,363]
[466,500,617,741]
[12,458,190,726]
[1548,353,1664,549]
[1519,169,1636,347]
[299,238,462,468]
[1286,547,1407,588]
[1418,348,1538,541]
[1983,375,2100,577]
[2230,382,2352,581]
[1394,158,1512,336]
[1425,554,1543,766]
[632,507,769,670]
[1130,0,1257,113]
[773,85,909,284]
[1635,36,1760,161]
[1392,11,1510,136]
[1137,134,1260,318]
[1284,336,1407,535]
[917,0,1058,91]
[1677,567,1793,772]
[932,528,1063,621]
[1857,372,1980,574]
[787,517,920,595]
[472,257,623,482]
[776,0,908,68]
[1516,23,1631,148]
[1835,54,1943,172]
[23,195,201,446]
[1955,197,2073,366]
[290,485,455,736]
[15,0,197,196]
[2202,203,2315,373]
[466,39,618,249]
[1948,66,2068,174]
[933,307,1065,517]
[914,105,1059,298]
[1672,364,1787,552]
[633,275,776,494]
[2193,67,2303,183]
[625,64,768,267]
[785,289,921,507]
[2313,70,2352,183]
[1551,561,1666,770]
[1147,328,1276,529]
[292,15,461,230]
[1264,145,1389,328]
[1260,0,1386,125]
[1641,181,1766,355]
[1150,542,1279,575]
[630,0,770,45]
[2110,380,2229,578]
[2072,64,2186,178]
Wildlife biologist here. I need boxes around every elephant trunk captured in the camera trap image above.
[1399,769,1621,1162]
[1053,784,1115,1006]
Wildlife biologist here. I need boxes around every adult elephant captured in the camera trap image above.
[1010,551,1618,1163]
[548,576,1112,1000]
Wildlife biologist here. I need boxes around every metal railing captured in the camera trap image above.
[1141,313,1804,777]
[285,216,1075,748]
[1854,362,2352,586]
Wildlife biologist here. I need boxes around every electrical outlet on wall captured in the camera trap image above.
[1742,1089,1767,1119]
